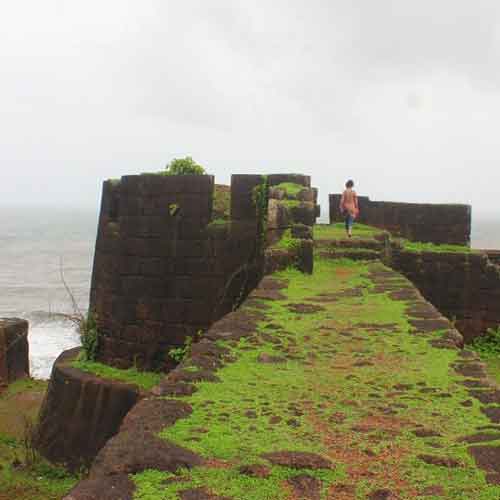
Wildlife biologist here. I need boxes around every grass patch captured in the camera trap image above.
[133,466,343,500]
[275,182,304,197]
[71,360,162,390]
[1,378,47,398]
[213,184,231,221]
[270,228,300,252]
[280,199,301,208]
[314,223,383,240]
[0,379,78,499]
[471,327,500,385]
[400,239,473,254]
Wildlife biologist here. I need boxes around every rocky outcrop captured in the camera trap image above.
[0,318,29,385]
[35,348,142,471]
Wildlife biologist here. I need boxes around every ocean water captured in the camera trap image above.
[0,206,97,379]
[0,206,498,379]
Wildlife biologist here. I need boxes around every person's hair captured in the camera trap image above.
[345,179,354,188]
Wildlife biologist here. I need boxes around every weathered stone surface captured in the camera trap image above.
[0,318,29,384]
[267,199,290,229]
[468,445,500,473]
[239,464,271,478]
[261,451,333,469]
[287,474,322,500]
[63,474,135,500]
[391,248,500,343]
[89,431,203,478]
[291,223,313,240]
[90,173,267,370]
[417,454,461,468]
[35,348,141,471]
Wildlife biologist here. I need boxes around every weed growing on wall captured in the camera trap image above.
[78,314,99,362]
[275,182,303,197]
[168,335,193,363]
[271,228,301,252]
[252,176,269,253]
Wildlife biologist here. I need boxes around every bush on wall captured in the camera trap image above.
[164,156,206,175]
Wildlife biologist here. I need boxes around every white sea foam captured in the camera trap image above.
[28,320,81,379]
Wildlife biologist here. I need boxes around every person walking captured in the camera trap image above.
[339,180,359,237]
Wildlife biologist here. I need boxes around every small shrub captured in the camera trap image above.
[79,313,99,361]
[169,336,193,363]
[164,157,205,176]
[21,416,39,468]
[472,326,500,356]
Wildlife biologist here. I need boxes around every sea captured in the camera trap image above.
[0,206,499,379]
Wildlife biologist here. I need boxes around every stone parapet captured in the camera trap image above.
[391,249,500,342]
[329,194,471,245]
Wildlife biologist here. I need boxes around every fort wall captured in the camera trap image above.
[329,194,471,245]
[90,174,266,371]
[391,247,500,342]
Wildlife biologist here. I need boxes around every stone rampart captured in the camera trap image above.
[90,174,266,371]
[391,248,500,342]
[329,194,471,245]
[0,318,29,384]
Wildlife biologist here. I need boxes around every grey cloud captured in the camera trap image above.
[1,0,500,218]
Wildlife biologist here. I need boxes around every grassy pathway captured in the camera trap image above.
[130,258,500,499]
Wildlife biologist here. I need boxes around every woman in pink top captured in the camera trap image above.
[339,179,359,237]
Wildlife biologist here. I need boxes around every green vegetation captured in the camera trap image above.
[168,336,194,364]
[401,240,474,254]
[314,223,383,240]
[71,360,162,390]
[164,156,206,176]
[213,184,231,220]
[270,228,301,252]
[275,182,304,197]
[0,379,78,499]
[168,203,180,216]
[207,218,229,227]
[252,176,269,252]
[280,199,300,209]
[78,313,99,361]
[131,258,500,499]
[471,327,500,384]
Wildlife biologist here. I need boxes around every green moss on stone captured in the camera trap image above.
[275,182,304,197]
[71,360,162,390]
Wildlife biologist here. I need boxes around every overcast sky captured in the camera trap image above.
[2,1,500,217]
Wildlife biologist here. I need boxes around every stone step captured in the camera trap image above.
[315,238,384,250]
[317,249,381,261]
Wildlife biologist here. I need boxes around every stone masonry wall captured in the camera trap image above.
[391,248,500,342]
[329,194,471,245]
[266,174,317,274]
[0,318,29,384]
[90,174,266,371]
